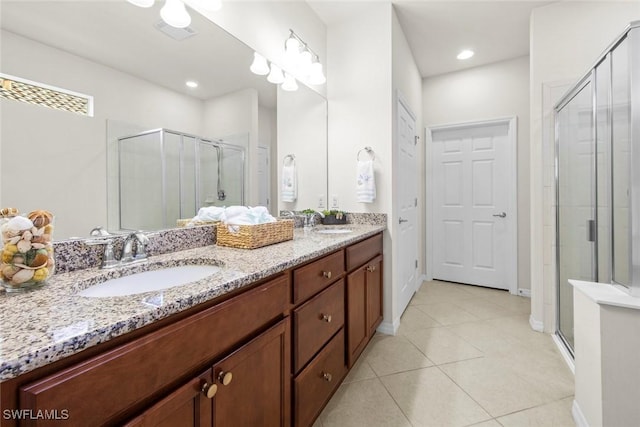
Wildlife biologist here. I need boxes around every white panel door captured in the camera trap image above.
[257,146,270,209]
[431,122,511,289]
[397,98,419,315]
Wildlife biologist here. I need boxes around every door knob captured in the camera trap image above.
[399,218,408,224]
[218,371,233,386]
[322,270,332,279]
[201,382,218,398]
[492,212,507,218]
[321,313,332,323]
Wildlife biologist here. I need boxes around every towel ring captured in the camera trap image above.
[283,154,296,166]
[357,147,375,161]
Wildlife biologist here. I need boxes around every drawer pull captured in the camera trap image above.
[218,371,233,386]
[321,313,332,323]
[366,265,376,272]
[322,371,333,382]
[322,271,332,279]
[201,382,218,398]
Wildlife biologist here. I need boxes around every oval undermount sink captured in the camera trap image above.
[316,229,353,234]
[78,265,221,298]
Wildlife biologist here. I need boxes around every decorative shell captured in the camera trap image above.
[27,210,53,228]
[17,240,32,253]
[6,215,33,231]
[1,264,20,280]
[10,268,34,284]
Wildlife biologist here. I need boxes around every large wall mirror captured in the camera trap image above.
[0,0,327,240]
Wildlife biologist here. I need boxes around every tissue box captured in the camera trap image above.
[216,219,294,249]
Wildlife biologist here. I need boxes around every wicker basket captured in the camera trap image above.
[216,219,294,249]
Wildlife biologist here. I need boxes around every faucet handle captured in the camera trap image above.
[134,232,150,261]
[85,238,118,269]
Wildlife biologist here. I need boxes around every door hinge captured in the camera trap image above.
[415,259,418,269]
[587,219,596,242]
[414,135,419,145]
[414,198,418,207]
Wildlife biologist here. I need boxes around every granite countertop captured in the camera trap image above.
[0,225,384,381]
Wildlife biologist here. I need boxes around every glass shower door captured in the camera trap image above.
[556,77,596,352]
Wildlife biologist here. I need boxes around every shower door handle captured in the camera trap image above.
[492,212,506,218]
[587,219,596,242]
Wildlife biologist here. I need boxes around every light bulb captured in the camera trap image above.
[282,73,298,92]
[127,0,155,7]
[285,37,300,55]
[457,49,474,60]
[267,64,285,84]
[160,0,191,29]
[308,62,326,85]
[186,80,198,88]
[250,52,270,75]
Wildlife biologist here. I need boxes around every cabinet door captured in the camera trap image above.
[125,370,213,427]
[212,319,290,427]
[366,255,383,337]
[346,267,368,367]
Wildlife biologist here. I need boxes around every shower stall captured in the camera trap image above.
[117,129,246,231]
[555,22,640,354]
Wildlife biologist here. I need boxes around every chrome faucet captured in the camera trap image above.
[121,232,149,264]
[304,210,325,229]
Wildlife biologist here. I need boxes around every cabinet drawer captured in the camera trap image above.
[293,250,345,304]
[294,329,346,427]
[293,279,345,373]
[19,274,289,426]
[346,233,382,271]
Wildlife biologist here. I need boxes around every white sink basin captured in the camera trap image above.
[78,265,221,298]
[316,229,353,234]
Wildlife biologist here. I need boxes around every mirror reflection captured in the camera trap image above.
[1,0,291,239]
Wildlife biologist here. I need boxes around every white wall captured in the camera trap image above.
[530,1,640,332]
[327,3,395,330]
[422,56,530,291]
[276,85,327,212]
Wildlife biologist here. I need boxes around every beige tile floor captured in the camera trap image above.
[315,280,575,427]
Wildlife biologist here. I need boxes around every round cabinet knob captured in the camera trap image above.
[201,382,218,398]
[321,313,332,323]
[218,371,233,386]
[322,271,332,279]
[322,372,332,382]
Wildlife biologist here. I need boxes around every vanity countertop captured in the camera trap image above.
[0,225,385,381]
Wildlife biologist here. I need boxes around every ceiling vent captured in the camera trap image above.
[154,20,196,41]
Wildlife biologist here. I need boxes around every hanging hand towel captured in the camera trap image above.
[356,160,376,203]
[282,164,297,202]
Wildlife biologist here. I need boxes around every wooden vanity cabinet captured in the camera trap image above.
[346,235,383,367]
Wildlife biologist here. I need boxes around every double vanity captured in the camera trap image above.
[0,224,385,426]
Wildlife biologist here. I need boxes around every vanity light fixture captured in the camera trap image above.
[185,80,198,88]
[283,30,326,84]
[457,49,474,60]
[160,0,191,29]
[127,0,155,7]
[250,52,270,76]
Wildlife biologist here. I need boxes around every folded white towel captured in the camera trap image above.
[356,160,376,203]
[190,206,225,224]
[222,206,276,231]
[281,164,297,202]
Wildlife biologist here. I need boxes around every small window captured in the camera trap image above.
[0,73,93,117]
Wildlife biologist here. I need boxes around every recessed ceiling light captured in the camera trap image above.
[186,80,198,88]
[457,49,474,60]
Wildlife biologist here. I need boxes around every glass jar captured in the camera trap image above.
[1,209,55,292]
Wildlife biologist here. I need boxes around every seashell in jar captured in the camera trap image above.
[1,264,20,280]
[11,268,34,284]
[12,255,25,265]
[31,243,46,250]
[30,249,49,268]
[7,235,21,245]
[17,239,32,253]
[21,230,33,241]
[6,215,34,231]
[27,210,53,228]
[31,235,46,244]
[32,226,44,237]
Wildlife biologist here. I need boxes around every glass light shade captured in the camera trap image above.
[285,37,300,55]
[298,49,313,77]
[160,0,191,29]
[281,73,298,92]
[267,64,285,84]
[308,62,326,85]
[127,0,155,7]
[250,52,270,75]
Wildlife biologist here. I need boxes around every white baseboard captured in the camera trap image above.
[518,288,531,298]
[377,317,400,336]
[552,333,575,375]
[572,400,589,427]
[529,314,544,332]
